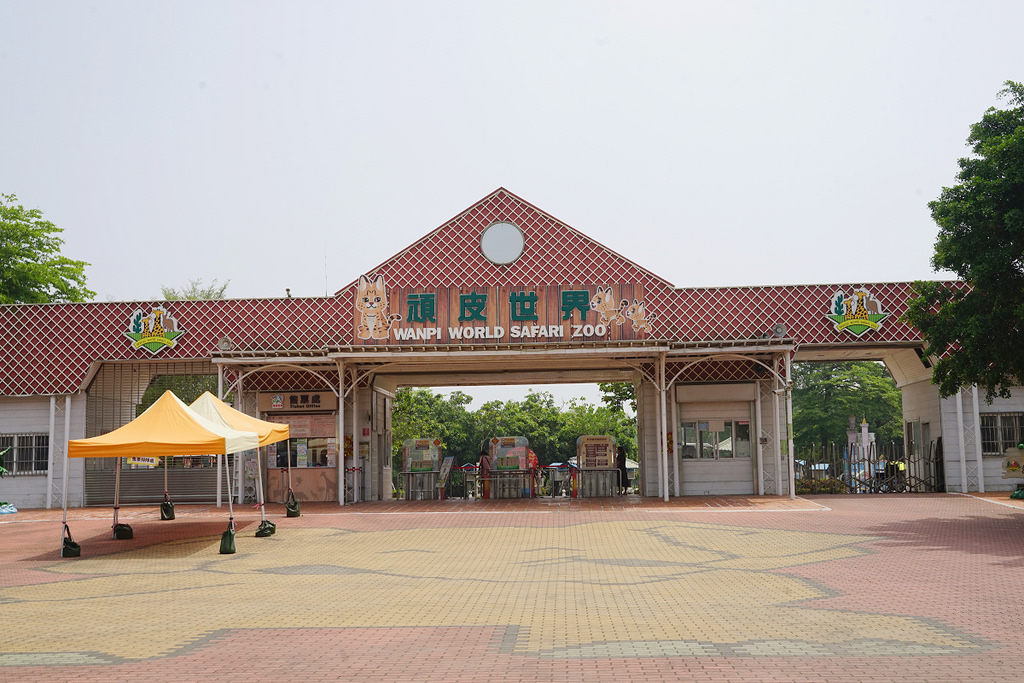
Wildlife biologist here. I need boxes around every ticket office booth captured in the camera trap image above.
[261,392,340,503]
[676,384,757,496]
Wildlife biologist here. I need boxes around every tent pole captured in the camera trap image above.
[256,446,267,523]
[112,457,122,538]
[223,453,235,529]
[216,444,223,508]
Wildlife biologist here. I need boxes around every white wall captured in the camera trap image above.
[901,379,942,429]
[956,387,1024,493]
[927,386,1024,493]
[0,395,86,509]
[64,394,87,507]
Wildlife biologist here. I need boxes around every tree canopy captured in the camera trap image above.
[161,277,230,300]
[905,81,1024,400]
[792,361,903,450]
[391,388,637,468]
[0,194,94,304]
[598,381,637,413]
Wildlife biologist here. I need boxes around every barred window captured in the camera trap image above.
[0,434,49,474]
[980,413,1024,456]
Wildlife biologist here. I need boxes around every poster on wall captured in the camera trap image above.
[1003,448,1023,479]
[327,438,337,467]
[244,450,259,479]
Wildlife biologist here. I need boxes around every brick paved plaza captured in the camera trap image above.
[2,493,1023,682]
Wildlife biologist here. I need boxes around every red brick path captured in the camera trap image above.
[2,493,1022,682]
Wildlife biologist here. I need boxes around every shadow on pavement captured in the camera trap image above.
[864,512,1024,566]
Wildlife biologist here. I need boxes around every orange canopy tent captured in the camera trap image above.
[68,390,259,459]
[62,391,260,552]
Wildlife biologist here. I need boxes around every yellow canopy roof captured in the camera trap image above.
[189,391,290,447]
[68,390,260,458]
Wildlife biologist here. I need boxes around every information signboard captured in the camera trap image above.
[403,438,442,472]
[576,435,616,469]
[489,436,530,470]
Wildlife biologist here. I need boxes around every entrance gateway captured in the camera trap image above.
[2,188,1022,509]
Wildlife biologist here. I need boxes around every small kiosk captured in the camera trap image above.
[401,438,442,500]
[484,436,534,499]
[576,435,618,498]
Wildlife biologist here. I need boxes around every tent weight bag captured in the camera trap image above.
[160,497,175,521]
[220,523,236,554]
[62,524,81,558]
[113,523,133,540]
[286,490,301,517]
[255,519,276,537]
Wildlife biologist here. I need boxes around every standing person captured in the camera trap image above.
[478,448,492,499]
[616,446,630,495]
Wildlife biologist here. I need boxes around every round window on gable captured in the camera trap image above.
[480,221,525,265]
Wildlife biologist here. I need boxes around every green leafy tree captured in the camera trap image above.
[558,398,637,462]
[792,361,903,450]
[161,277,230,300]
[599,381,636,413]
[392,388,638,469]
[392,389,477,469]
[0,194,95,303]
[473,392,564,464]
[905,81,1024,401]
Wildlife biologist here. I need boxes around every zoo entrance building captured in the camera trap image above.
[2,189,1022,509]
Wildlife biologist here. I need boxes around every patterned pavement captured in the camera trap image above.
[2,493,1023,682]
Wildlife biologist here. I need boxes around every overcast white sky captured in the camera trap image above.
[2,1,1019,407]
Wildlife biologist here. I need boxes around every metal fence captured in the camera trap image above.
[795,439,944,494]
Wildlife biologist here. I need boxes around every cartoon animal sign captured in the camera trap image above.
[355,274,402,340]
[622,299,656,333]
[589,286,625,326]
